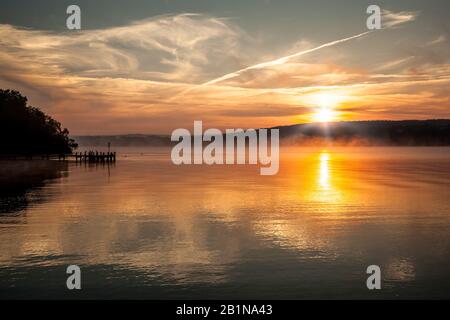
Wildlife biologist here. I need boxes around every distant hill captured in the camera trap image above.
[74,134,172,147]
[273,120,450,146]
[74,120,450,147]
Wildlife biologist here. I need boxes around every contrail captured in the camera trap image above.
[178,31,372,96]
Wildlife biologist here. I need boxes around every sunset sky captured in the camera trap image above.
[0,0,449,134]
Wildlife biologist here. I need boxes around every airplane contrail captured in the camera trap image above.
[178,30,372,96]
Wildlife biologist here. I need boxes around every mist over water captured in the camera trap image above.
[1,147,450,299]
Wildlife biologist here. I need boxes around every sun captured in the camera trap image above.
[314,107,334,123]
[311,92,342,123]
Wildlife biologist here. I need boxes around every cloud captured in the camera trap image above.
[426,35,447,46]
[383,10,419,28]
[0,14,243,83]
[0,11,448,134]
[177,9,420,94]
[190,31,372,90]
[376,56,415,71]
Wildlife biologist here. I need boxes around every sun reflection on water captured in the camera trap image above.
[319,151,330,190]
[1,148,450,298]
[308,150,345,206]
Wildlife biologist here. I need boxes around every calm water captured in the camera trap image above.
[1,147,450,299]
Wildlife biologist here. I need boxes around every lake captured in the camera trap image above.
[1,147,450,299]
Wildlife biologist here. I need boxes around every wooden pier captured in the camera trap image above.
[63,151,116,163]
[1,151,116,163]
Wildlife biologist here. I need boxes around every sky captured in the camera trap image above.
[0,0,449,135]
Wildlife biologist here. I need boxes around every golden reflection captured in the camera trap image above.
[319,151,330,190]
[3,147,447,285]
[295,149,345,206]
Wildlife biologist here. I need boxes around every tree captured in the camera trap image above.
[0,89,78,155]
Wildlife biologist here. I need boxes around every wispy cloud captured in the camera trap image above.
[180,9,421,93]
[383,9,419,28]
[426,35,447,46]
[192,31,372,90]
[376,56,415,71]
[0,10,448,134]
[0,14,242,83]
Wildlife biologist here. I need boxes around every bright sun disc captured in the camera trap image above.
[314,107,334,122]
[310,92,342,123]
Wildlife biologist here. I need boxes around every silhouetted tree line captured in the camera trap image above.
[0,89,78,155]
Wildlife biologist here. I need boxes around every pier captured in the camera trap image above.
[0,151,116,163]
[65,151,116,163]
